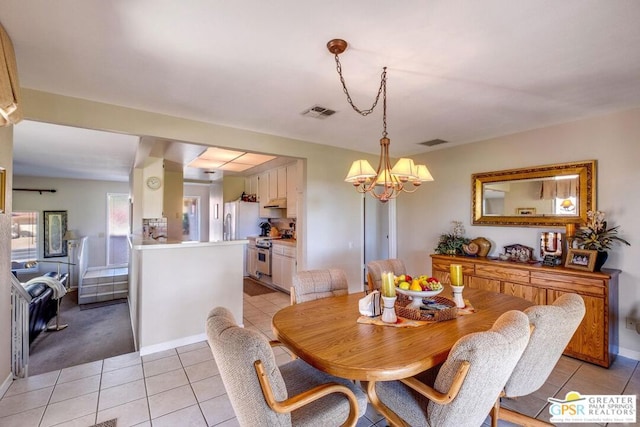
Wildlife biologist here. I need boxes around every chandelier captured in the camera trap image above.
[327,39,434,202]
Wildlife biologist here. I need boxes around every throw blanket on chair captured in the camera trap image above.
[24,276,67,299]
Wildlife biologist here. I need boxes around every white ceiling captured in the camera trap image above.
[4,1,640,180]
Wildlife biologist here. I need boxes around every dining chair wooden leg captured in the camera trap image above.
[491,398,500,427]
[498,407,554,426]
[365,381,410,427]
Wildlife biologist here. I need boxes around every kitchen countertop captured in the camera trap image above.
[272,239,296,247]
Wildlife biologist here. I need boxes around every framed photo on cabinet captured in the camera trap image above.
[564,248,597,272]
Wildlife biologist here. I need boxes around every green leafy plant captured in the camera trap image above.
[435,221,470,255]
[575,210,630,251]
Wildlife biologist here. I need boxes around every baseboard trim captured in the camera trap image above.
[618,347,640,362]
[0,371,13,398]
[139,333,207,357]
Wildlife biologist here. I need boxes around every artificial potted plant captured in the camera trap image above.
[574,210,630,271]
[434,221,471,256]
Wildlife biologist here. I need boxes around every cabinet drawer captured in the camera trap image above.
[432,258,475,276]
[503,282,546,304]
[468,276,500,293]
[531,272,605,296]
[475,264,530,283]
[272,244,296,258]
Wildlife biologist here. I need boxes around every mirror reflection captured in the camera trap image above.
[483,175,579,217]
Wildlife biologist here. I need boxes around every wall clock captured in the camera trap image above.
[146,176,162,190]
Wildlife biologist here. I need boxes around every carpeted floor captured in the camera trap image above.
[243,277,276,296]
[28,290,135,375]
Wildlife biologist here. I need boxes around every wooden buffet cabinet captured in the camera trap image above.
[431,254,620,367]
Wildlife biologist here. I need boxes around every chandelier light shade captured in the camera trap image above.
[328,39,434,202]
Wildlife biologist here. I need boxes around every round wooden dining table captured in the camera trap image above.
[271,287,532,426]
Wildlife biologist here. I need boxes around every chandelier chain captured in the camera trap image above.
[333,54,386,121]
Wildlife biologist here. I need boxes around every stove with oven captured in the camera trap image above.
[255,237,274,276]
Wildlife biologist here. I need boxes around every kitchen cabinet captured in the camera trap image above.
[272,242,296,292]
[431,254,619,367]
[267,167,287,199]
[258,172,270,217]
[277,167,287,198]
[245,175,258,197]
[258,170,285,219]
[268,169,278,201]
[286,162,297,218]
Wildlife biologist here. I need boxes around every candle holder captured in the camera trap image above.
[381,296,398,323]
[450,264,463,286]
[451,286,465,308]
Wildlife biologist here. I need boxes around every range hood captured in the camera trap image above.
[264,197,287,208]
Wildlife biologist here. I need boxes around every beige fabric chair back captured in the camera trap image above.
[375,310,530,427]
[503,293,585,397]
[206,307,292,426]
[427,310,530,427]
[291,269,349,304]
[366,259,406,292]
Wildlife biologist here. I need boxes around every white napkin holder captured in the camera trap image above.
[359,290,382,317]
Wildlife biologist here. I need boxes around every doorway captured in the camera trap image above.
[363,196,396,286]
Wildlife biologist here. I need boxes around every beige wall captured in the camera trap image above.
[222,176,245,203]
[399,107,640,358]
[12,176,130,271]
[0,126,13,392]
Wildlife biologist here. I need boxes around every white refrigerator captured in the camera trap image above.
[223,200,261,241]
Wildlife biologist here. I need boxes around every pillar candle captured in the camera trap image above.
[565,223,576,238]
[450,264,463,286]
[381,271,396,297]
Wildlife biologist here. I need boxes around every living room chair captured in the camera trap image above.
[206,306,367,426]
[490,293,586,427]
[366,258,406,292]
[290,269,349,305]
[372,310,531,427]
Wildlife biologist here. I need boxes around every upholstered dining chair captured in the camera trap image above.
[206,306,367,427]
[372,310,531,427]
[290,269,349,305]
[366,258,406,292]
[490,293,586,427]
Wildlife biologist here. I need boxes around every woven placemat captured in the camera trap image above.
[357,299,476,328]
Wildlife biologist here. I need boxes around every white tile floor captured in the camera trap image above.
[1,288,638,427]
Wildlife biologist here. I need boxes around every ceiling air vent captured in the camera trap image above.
[418,139,449,147]
[301,105,336,119]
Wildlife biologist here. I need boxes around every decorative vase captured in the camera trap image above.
[471,237,492,257]
[381,296,397,323]
[594,251,608,272]
[451,286,465,308]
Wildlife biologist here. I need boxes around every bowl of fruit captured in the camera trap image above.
[395,275,444,307]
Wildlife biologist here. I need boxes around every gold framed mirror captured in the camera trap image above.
[472,160,596,227]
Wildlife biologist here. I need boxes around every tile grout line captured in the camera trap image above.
[140,358,154,427]
[533,362,581,420]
